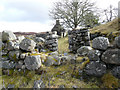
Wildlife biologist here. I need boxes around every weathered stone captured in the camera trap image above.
[2,61,16,69]
[7,41,15,51]
[111,66,120,79]
[114,36,120,48]
[84,61,106,77]
[44,56,56,66]
[35,37,45,43]
[24,55,41,70]
[92,37,110,50]
[2,30,17,42]
[20,53,26,59]
[33,80,45,88]
[87,50,101,61]
[20,38,36,51]
[17,36,25,43]
[101,49,120,65]
[8,50,21,61]
[52,55,61,65]
[49,51,58,56]
[77,46,93,56]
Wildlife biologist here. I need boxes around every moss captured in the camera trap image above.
[80,58,90,69]
[101,72,119,88]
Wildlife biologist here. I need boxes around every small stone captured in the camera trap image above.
[33,80,45,88]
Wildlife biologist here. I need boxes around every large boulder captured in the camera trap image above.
[77,46,92,56]
[101,49,120,65]
[92,37,110,50]
[2,30,17,42]
[111,66,120,79]
[84,61,107,77]
[8,50,21,61]
[24,55,41,70]
[87,50,101,61]
[114,36,120,48]
[20,38,36,51]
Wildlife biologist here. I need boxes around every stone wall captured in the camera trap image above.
[68,29,90,53]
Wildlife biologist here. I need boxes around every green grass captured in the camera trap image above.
[58,36,69,54]
[90,18,120,36]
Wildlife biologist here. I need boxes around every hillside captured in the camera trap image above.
[90,18,120,35]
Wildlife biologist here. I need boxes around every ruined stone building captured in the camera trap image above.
[51,20,66,37]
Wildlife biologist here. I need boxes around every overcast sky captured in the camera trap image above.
[0,0,119,32]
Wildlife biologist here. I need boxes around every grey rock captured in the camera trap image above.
[24,55,41,70]
[2,61,16,69]
[7,84,15,88]
[101,49,120,65]
[8,50,21,61]
[17,36,25,43]
[15,64,25,69]
[33,80,45,88]
[77,46,93,56]
[52,55,61,65]
[49,51,58,56]
[44,56,56,66]
[20,53,26,59]
[7,41,15,51]
[114,36,120,48]
[20,38,36,51]
[84,61,106,77]
[2,30,17,42]
[92,37,110,50]
[87,50,101,61]
[35,37,45,43]
[111,66,120,79]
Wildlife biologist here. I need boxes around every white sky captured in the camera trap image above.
[0,0,119,32]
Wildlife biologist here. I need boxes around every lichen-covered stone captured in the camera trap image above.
[20,38,36,51]
[84,61,106,77]
[87,50,101,61]
[101,49,120,65]
[24,55,41,70]
[8,50,21,61]
[77,46,93,56]
[2,30,17,42]
[114,36,120,48]
[111,66,120,79]
[92,37,110,50]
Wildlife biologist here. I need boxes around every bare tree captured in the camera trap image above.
[103,5,118,22]
[49,0,98,29]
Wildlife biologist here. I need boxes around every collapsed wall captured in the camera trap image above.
[68,29,90,53]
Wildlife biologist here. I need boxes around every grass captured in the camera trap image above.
[90,18,120,35]
[58,36,69,54]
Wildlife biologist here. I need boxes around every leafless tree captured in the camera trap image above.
[103,5,118,22]
[49,0,98,29]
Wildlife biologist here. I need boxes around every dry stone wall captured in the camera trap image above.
[68,29,90,53]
